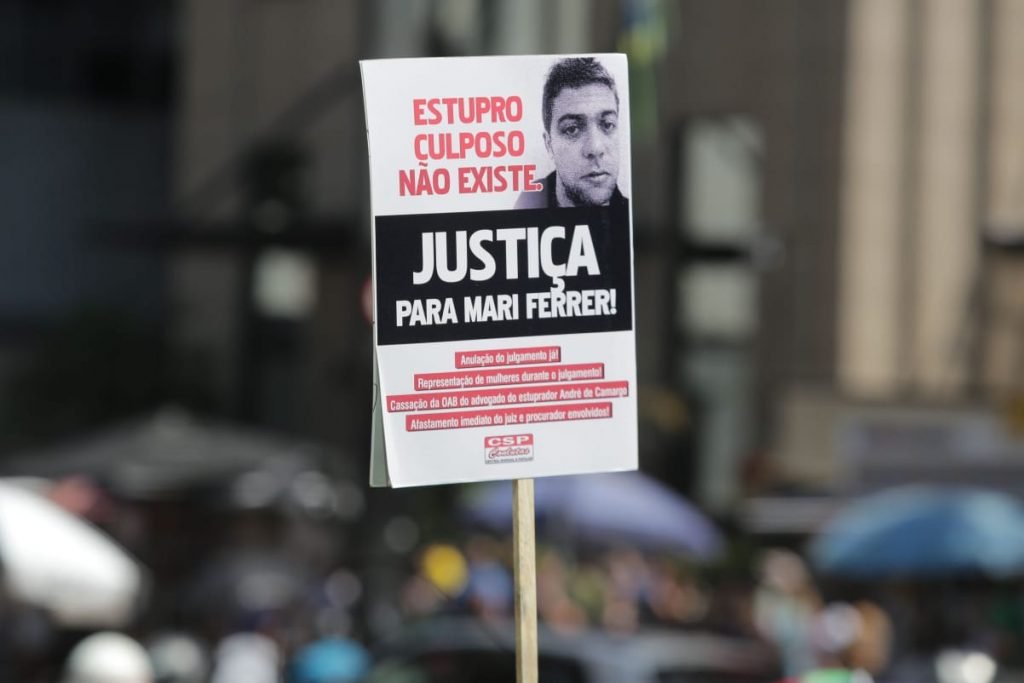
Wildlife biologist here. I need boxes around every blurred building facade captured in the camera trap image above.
[170,0,618,476]
[169,0,852,510]
[0,0,177,444]
[838,0,1012,399]
[5,0,1024,517]
[775,0,1024,507]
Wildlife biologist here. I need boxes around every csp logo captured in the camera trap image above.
[484,434,534,464]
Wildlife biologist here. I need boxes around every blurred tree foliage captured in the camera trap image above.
[2,308,215,447]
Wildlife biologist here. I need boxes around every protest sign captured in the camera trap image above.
[361,54,637,488]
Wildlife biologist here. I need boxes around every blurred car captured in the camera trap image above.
[362,617,780,683]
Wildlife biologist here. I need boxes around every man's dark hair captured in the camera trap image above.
[542,57,619,132]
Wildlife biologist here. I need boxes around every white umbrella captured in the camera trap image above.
[0,479,146,628]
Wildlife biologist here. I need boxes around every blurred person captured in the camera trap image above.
[462,535,513,620]
[754,549,822,677]
[399,572,447,619]
[846,601,893,676]
[604,549,652,604]
[147,632,209,683]
[884,586,1006,683]
[361,661,429,683]
[812,602,863,670]
[287,636,370,683]
[791,601,894,683]
[61,631,155,683]
[319,566,366,630]
[706,577,759,637]
[602,593,640,634]
[1,597,57,682]
[48,475,114,524]
[985,583,1024,665]
[599,549,651,634]
[208,631,280,683]
[536,550,588,633]
[566,558,608,626]
[398,544,469,619]
[419,543,469,599]
[644,558,708,625]
[515,57,627,209]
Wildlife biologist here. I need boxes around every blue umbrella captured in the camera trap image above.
[460,471,722,558]
[809,486,1024,578]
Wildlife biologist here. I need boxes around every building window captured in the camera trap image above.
[674,115,764,509]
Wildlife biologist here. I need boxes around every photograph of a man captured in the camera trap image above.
[516,57,628,210]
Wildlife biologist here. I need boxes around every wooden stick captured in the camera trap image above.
[512,478,538,683]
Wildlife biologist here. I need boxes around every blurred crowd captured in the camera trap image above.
[6,475,1024,683]
[747,549,1024,683]
[0,474,372,683]
[399,537,712,634]
[392,538,1024,683]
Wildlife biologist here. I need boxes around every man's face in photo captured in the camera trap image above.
[544,83,620,207]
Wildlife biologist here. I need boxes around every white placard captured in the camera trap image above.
[361,54,637,487]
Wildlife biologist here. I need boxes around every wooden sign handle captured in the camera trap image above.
[513,478,538,683]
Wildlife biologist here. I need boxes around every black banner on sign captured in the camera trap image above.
[374,205,632,346]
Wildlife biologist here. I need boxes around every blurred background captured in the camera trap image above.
[3,0,1024,682]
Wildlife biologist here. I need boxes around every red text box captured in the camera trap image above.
[455,345,562,369]
[413,363,604,392]
[387,380,629,412]
[405,401,613,431]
